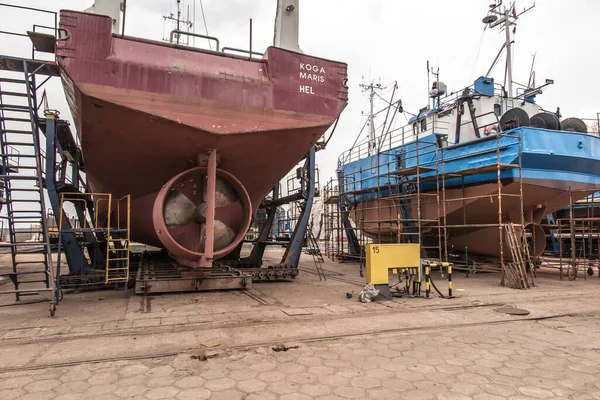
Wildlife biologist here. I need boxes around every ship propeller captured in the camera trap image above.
[153,166,252,265]
[163,176,239,251]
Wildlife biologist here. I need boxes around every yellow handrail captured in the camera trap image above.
[105,194,131,284]
[55,192,131,285]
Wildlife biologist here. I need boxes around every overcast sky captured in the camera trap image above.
[1,0,599,184]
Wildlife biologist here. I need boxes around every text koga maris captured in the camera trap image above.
[299,62,326,94]
[300,63,326,74]
[300,72,325,83]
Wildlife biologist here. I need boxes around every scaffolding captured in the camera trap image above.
[438,130,533,288]
[323,178,340,260]
[329,111,537,288]
[331,116,447,278]
[541,190,600,280]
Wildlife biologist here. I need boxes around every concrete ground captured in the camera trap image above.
[0,248,599,399]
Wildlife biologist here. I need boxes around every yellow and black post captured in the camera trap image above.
[425,265,431,298]
[448,265,453,297]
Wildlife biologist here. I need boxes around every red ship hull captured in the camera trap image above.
[56,10,347,255]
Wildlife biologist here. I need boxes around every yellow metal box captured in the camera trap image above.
[365,243,420,284]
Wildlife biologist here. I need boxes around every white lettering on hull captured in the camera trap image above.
[299,61,326,93]
[300,63,326,73]
[300,72,325,82]
[300,85,315,94]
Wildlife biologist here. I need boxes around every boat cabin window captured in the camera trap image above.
[420,119,427,133]
[494,104,502,117]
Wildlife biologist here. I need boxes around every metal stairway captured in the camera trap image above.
[303,213,326,279]
[0,59,56,315]
[306,227,326,281]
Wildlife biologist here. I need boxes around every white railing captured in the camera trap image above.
[340,118,450,166]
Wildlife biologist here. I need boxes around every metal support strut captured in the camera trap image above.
[200,149,217,267]
[280,146,316,268]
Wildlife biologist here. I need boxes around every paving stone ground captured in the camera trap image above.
[1,251,600,399]
[1,313,599,400]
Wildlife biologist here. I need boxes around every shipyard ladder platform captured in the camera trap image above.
[0,56,58,316]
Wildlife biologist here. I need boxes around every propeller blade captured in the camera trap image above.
[200,220,236,252]
[203,177,238,208]
[214,220,236,251]
[164,190,196,227]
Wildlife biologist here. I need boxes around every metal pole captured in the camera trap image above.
[369,87,375,155]
[448,265,453,297]
[442,147,448,265]
[505,7,513,98]
[497,131,505,286]
[569,188,575,279]
[249,18,253,59]
[201,149,217,267]
[559,215,564,280]
[176,0,181,45]
[518,131,526,278]
[425,265,430,298]
[121,0,127,37]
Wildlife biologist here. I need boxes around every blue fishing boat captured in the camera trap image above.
[337,1,600,260]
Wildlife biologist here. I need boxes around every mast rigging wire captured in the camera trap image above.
[198,0,211,50]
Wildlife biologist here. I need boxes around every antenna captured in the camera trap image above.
[359,80,383,155]
[482,0,535,98]
[163,0,193,45]
[527,53,536,88]
[427,60,430,105]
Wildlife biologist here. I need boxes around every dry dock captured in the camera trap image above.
[0,249,599,400]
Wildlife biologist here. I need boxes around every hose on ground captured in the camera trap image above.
[429,274,446,298]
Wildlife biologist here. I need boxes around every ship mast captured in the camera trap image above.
[483,1,535,98]
[504,6,513,98]
[85,0,124,34]
[164,0,193,45]
[360,81,383,155]
[274,0,302,52]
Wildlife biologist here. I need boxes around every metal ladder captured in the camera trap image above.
[0,60,56,315]
[105,195,131,285]
[306,226,326,281]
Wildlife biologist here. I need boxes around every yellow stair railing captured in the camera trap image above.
[105,195,131,284]
[56,192,131,286]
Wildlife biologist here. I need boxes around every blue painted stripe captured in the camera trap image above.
[340,126,600,204]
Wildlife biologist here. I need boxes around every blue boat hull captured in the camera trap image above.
[340,127,600,258]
